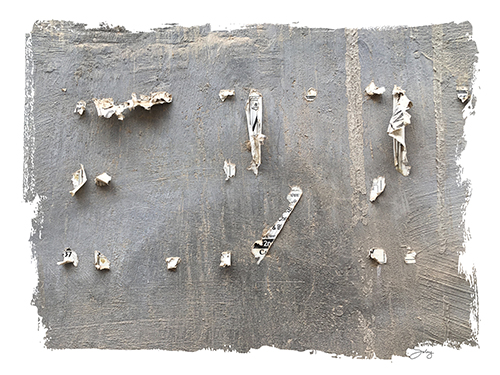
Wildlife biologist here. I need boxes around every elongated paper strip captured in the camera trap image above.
[251,186,302,264]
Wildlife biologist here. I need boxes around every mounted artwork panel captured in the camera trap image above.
[25,20,477,358]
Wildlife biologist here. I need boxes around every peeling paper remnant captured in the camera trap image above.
[245,90,266,175]
[219,89,235,102]
[166,257,181,270]
[94,251,110,270]
[57,248,78,266]
[251,186,303,265]
[223,160,236,180]
[93,91,172,120]
[365,81,386,96]
[369,176,386,202]
[305,87,318,101]
[70,164,87,196]
[457,86,470,103]
[369,248,387,264]
[388,86,413,176]
[95,173,112,186]
[404,248,417,264]
[220,252,231,267]
[74,100,86,115]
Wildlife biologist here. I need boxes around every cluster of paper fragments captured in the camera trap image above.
[63,80,466,269]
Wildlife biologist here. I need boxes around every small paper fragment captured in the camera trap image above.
[220,252,231,267]
[95,173,112,186]
[387,86,413,176]
[245,90,266,176]
[74,100,86,115]
[166,257,181,270]
[369,176,386,202]
[252,186,303,265]
[404,249,417,264]
[223,160,236,180]
[70,164,87,196]
[57,248,78,266]
[219,89,235,102]
[369,248,387,264]
[94,251,110,270]
[365,81,386,96]
[93,91,172,121]
[305,87,318,101]
[456,86,470,103]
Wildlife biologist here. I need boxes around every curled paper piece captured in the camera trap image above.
[251,186,303,265]
[365,81,386,96]
[456,86,470,103]
[404,248,417,264]
[223,160,236,180]
[74,100,86,115]
[219,89,235,102]
[305,87,318,101]
[70,164,87,196]
[57,248,78,266]
[95,173,112,186]
[220,252,231,267]
[388,86,413,176]
[245,90,266,176]
[166,257,181,270]
[369,248,387,264]
[94,251,110,270]
[369,176,386,202]
[93,91,172,120]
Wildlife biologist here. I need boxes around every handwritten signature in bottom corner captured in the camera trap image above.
[408,348,434,360]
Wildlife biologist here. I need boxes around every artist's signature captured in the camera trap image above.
[408,348,434,359]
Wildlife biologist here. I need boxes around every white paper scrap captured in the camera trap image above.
[251,186,303,265]
[245,90,266,176]
[369,248,387,264]
[365,81,386,96]
[369,176,386,202]
[220,252,231,267]
[166,257,181,270]
[95,173,112,186]
[70,164,87,196]
[219,89,235,102]
[94,251,111,270]
[387,86,413,176]
[223,160,236,180]
[57,248,78,266]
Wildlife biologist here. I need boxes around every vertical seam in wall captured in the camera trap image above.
[432,24,448,255]
[345,28,368,227]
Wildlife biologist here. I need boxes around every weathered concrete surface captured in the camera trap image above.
[25,21,478,358]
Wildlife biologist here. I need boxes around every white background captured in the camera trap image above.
[2,1,497,373]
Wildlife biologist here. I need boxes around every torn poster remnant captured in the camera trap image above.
[369,248,387,264]
[365,81,386,96]
[457,86,470,103]
[245,90,266,175]
[305,88,318,101]
[74,100,86,115]
[251,186,303,265]
[369,176,386,202]
[70,164,87,196]
[388,86,413,176]
[220,252,231,267]
[95,173,112,186]
[93,91,172,120]
[94,251,110,270]
[166,257,181,270]
[223,160,236,180]
[404,248,417,264]
[219,89,235,102]
[57,248,78,266]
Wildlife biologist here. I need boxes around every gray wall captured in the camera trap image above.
[25,21,477,358]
